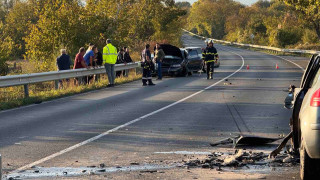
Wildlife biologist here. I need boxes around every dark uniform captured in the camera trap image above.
[203,46,218,79]
[141,48,155,86]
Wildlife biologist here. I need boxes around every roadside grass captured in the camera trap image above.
[0,72,142,111]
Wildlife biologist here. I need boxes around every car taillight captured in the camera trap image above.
[311,89,320,107]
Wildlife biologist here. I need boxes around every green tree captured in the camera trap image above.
[5,1,37,58]
[0,21,13,75]
[25,0,85,72]
[188,0,243,39]
[283,0,320,39]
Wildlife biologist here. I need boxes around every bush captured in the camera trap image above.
[0,61,9,76]
[275,28,302,47]
[302,29,319,44]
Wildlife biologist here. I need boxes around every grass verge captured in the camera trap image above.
[0,72,142,111]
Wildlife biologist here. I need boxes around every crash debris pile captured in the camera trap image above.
[185,149,299,170]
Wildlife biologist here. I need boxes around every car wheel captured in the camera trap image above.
[300,141,320,179]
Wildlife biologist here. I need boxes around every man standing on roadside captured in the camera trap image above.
[141,44,155,86]
[154,43,165,80]
[103,39,118,87]
[56,49,71,88]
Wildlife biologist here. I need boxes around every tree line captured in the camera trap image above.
[0,0,187,75]
[187,0,320,50]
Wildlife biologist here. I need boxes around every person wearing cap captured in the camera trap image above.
[203,40,219,79]
[103,39,118,87]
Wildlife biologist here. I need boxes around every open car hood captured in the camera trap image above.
[159,44,183,59]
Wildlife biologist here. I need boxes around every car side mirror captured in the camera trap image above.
[284,85,296,109]
[284,92,294,109]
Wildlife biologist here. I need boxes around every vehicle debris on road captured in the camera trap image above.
[210,135,282,147]
[185,149,299,170]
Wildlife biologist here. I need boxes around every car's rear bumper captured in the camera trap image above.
[303,123,320,158]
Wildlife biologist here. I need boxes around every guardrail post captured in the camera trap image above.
[54,80,59,90]
[23,84,29,98]
[0,154,2,180]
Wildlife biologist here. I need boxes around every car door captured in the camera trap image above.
[186,50,198,71]
[291,55,319,150]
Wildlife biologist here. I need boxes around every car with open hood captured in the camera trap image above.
[154,44,203,76]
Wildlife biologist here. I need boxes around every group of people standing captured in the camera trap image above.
[116,47,133,77]
[56,39,133,88]
[56,39,168,88]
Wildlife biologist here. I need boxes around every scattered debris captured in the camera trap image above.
[97,169,106,172]
[185,149,298,170]
[130,162,140,165]
[236,135,281,146]
[5,164,174,179]
[269,131,293,158]
[210,135,282,147]
[140,170,157,173]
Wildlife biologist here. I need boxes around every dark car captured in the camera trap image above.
[155,44,203,76]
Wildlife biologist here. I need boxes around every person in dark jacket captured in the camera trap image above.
[56,49,71,88]
[141,44,155,86]
[93,46,103,81]
[116,48,124,77]
[203,40,219,79]
[94,47,103,66]
[123,47,133,77]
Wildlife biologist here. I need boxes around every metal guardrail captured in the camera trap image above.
[182,29,320,55]
[0,62,140,97]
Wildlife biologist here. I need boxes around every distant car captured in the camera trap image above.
[154,44,203,76]
[284,54,320,179]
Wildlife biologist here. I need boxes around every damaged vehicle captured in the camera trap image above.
[284,54,320,179]
[155,44,203,76]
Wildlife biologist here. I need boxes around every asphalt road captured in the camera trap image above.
[0,33,309,180]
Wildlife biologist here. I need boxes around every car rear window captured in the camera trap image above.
[311,67,320,88]
[188,50,198,58]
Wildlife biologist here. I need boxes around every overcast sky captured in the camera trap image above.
[175,0,261,6]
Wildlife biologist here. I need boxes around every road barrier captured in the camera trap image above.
[182,29,320,55]
[0,62,140,98]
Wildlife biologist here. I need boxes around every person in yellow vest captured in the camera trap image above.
[103,39,118,87]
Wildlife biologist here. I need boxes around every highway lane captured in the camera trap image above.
[0,33,309,179]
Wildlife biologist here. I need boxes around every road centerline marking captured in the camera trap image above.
[9,50,245,175]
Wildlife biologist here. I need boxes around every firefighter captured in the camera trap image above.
[204,40,219,79]
[141,44,155,86]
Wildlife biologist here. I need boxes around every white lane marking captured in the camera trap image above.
[11,51,245,173]
[220,44,305,72]
[273,55,304,71]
